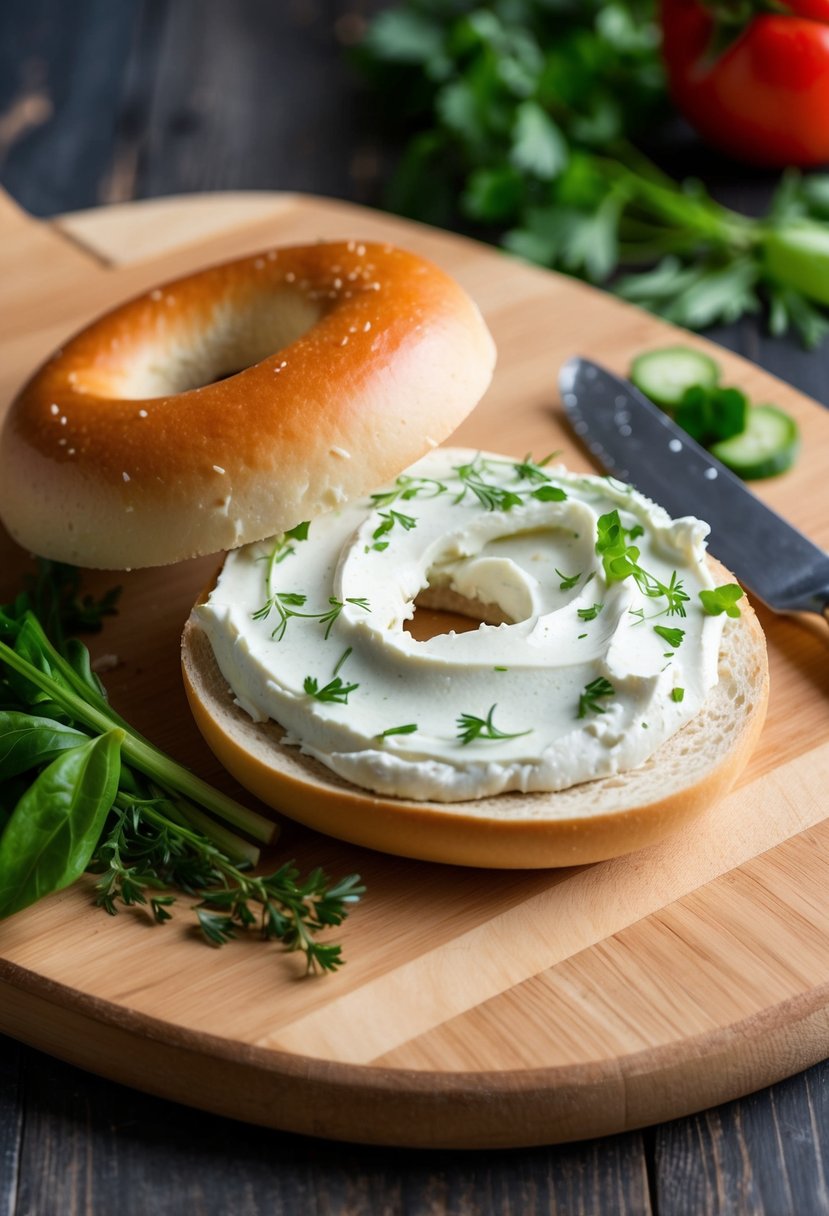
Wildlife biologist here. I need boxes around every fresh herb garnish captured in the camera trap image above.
[368,509,417,552]
[456,704,532,745]
[0,562,362,971]
[671,687,685,702]
[653,625,685,649]
[556,569,581,591]
[254,594,370,641]
[699,584,744,617]
[370,474,447,509]
[377,723,418,739]
[303,648,358,704]
[596,511,689,617]
[453,456,524,512]
[578,676,615,718]
[259,521,311,580]
[577,602,603,622]
[512,453,557,483]
[531,485,567,503]
[303,675,359,704]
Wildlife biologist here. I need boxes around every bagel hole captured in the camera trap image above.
[404,587,515,642]
[121,291,322,396]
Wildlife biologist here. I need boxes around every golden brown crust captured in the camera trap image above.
[0,242,495,568]
[180,559,769,869]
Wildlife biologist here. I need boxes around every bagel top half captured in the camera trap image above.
[0,241,495,569]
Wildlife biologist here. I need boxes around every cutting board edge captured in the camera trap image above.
[3,956,829,1148]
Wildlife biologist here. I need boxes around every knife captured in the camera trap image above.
[559,357,829,619]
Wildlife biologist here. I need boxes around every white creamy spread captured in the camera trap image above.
[197,448,725,802]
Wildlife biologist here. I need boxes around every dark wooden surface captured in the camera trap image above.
[1,2,828,1212]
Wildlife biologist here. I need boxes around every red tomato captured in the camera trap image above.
[661,0,829,166]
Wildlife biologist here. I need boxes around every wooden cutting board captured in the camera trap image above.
[1,188,828,1150]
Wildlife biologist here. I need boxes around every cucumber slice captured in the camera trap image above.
[710,405,800,479]
[630,346,720,411]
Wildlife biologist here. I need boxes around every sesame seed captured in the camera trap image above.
[349,325,357,333]
[330,446,351,460]
[138,409,148,418]
[356,244,366,256]
[50,403,59,416]
[340,336,349,346]
[150,289,162,301]
[58,438,67,446]
[68,448,76,456]
[363,321,372,332]
[280,360,287,368]
[212,464,226,475]
[122,472,130,482]
[60,416,67,425]
[285,271,296,282]
[334,278,342,289]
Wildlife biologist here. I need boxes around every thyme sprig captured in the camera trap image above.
[369,473,447,509]
[93,800,364,972]
[257,521,311,583]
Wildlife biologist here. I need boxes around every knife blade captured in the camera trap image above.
[559,357,829,617]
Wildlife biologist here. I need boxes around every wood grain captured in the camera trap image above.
[1,189,829,1147]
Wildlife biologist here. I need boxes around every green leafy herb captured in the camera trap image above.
[456,704,532,746]
[0,561,361,971]
[653,624,685,649]
[596,511,689,616]
[368,509,417,552]
[671,687,685,702]
[303,646,359,704]
[531,485,567,503]
[370,474,447,509]
[556,569,581,591]
[578,676,615,718]
[626,524,645,542]
[513,453,557,483]
[303,676,359,704]
[93,802,363,973]
[699,584,744,617]
[0,731,123,918]
[358,4,829,347]
[577,602,604,622]
[453,456,524,512]
[259,521,311,579]
[377,723,418,739]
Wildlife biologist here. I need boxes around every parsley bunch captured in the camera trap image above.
[357,1,829,345]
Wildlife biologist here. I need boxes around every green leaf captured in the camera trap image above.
[362,9,445,66]
[653,625,684,649]
[0,712,87,781]
[510,101,568,181]
[462,166,525,223]
[0,730,122,918]
[531,484,567,502]
[699,584,744,618]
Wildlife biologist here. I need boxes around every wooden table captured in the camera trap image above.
[1,3,828,1213]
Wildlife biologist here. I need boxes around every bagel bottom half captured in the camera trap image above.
[181,564,769,869]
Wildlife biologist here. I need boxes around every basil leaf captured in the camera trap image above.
[64,638,108,701]
[0,729,122,918]
[0,711,88,780]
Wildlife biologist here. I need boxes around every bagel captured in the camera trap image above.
[182,453,769,868]
[0,241,495,569]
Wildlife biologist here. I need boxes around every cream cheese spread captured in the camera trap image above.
[196,448,726,802]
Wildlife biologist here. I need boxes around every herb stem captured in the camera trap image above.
[0,636,277,845]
